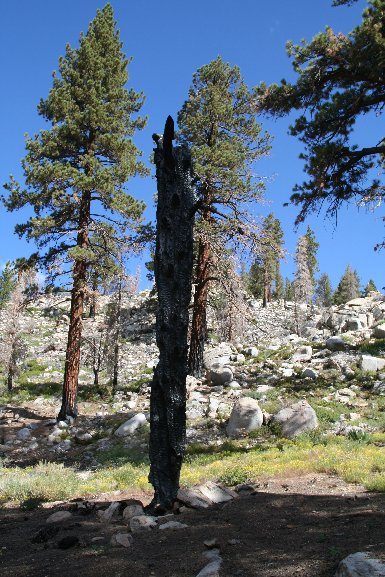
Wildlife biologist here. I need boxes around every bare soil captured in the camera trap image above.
[1,473,385,577]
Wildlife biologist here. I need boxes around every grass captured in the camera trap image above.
[2,433,385,504]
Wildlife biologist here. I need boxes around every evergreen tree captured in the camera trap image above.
[315,273,334,307]
[249,213,284,306]
[3,5,147,419]
[256,1,385,231]
[177,56,270,376]
[294,235,313,303]
[334,265,361,304]
[284,277,294,301]
[304,226,319,287]
[0,262,16,309]
[273,270,285,300]
[364,278,378,295]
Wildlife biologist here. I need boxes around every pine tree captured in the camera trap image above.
[177,57,270,376]
[284,277,294,301]
[249,213,284,307]
[3,5,147,419]
[334,265,361,304]
[256,1,385,230]
[364,278,378,295]
[294,235,313,303]
[0,262,16,309]
[304,226,319,287]
[315,273,334,307]
[274,271,285,300]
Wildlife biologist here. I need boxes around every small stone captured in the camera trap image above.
[301,368,318,379]
[110,533,134,548]
[46,511,72,524]
[197,482,234,504]
[204,538,219,548]
[114,413,147,437]
[97,502,121,523]
[326,337,346,352]
[129,515,157,533]
[16,428,32,441]
[122,503,144,520]
[177,488,211,509]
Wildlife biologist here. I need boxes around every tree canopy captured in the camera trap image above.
[256,0,385,228]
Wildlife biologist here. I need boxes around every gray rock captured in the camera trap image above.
[272,400,318,438]
[129,515,157,532]
[208,363,233,386]
[16,428,32,441]
[301,368,318,379]
[122,503,144,521]
[197,482,234,503]
[360,355,385,372]
[243,346,259,357]
[344,318,362,331]
[335,552,385,577]
[373,324,385,339]
[292,346,313,362]
[75,432,92,444]
[177,488,211,509]
[228,381,241,389]
[46,511,72,524]
[114,413,147,437]
[226,397,263,439]
[372,381,385,395]
[326,337,346,351]
[97,501,121,523]
[196,550,222,577]
[203,343,233,369]
[110,533,134,548]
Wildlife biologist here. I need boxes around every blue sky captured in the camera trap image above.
[1,0,382,291]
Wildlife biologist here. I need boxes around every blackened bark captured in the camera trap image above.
[149,116,194,511]
[58,190,91,421]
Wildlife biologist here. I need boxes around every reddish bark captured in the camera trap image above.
[57,191,91,421]
[188,238,211,377]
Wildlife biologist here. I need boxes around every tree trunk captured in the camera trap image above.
[93,367,99,387]
[89,276,97,318]
[111,277,122,395]
[58,190,91,421]
[188,239,211,377]
[149,116,194,511]
[7,368,13,391]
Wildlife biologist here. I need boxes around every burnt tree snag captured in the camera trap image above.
[149,116,194,511]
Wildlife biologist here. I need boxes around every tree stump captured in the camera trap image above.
[149,116,194,511]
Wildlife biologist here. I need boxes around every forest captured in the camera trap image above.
[1,2,385,577]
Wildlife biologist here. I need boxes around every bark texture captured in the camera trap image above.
[188,238,210,377]
[58,191,90,421]
[149,116,194,511]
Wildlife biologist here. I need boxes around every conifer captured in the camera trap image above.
[3,5,147,419]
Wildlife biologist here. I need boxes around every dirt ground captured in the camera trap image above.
[1,473,385,577]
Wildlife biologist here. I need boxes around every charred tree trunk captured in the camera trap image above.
[89,275,97,318]
[58,191,91,421]
[188,239,211,376]
[149,116,194,512]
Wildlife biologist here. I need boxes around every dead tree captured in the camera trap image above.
[148,116,194,511]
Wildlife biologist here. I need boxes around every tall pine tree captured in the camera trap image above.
[177,56,270,376]
[3,5,147,419]
[334,265,361,304]
[249,213,284,306]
